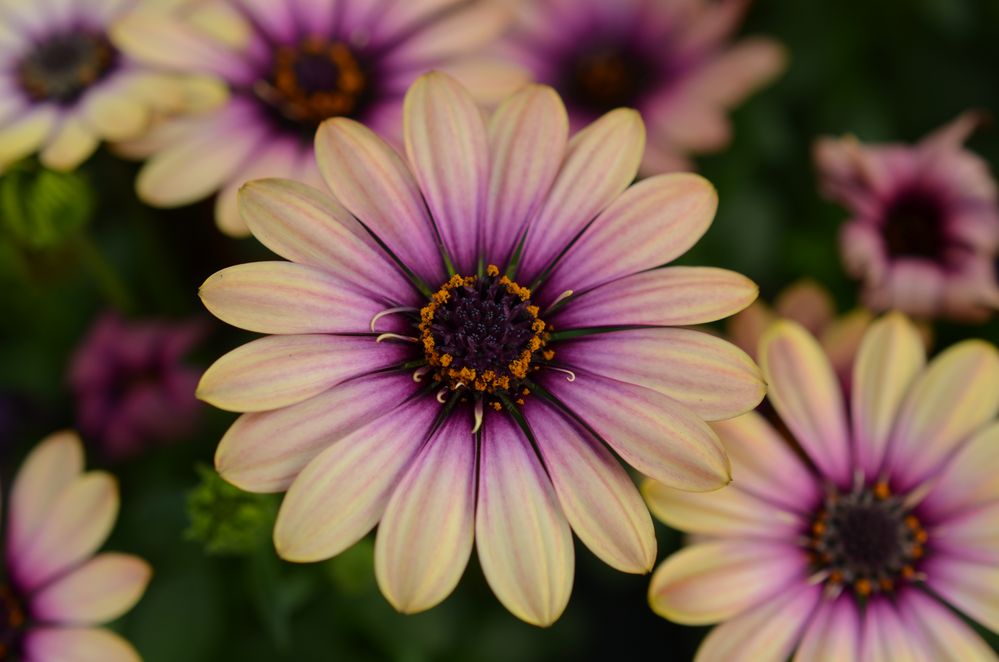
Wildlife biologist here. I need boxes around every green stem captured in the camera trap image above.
[73,235,133,312]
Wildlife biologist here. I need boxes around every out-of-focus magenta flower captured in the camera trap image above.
[498,0,786,173]
[0,0,210,173]
[197,73,764,626]
[112,0,519,236]
[69,313,205,459]
[815,113,999,321]
[1,431,150,661]
[646,314,999,661]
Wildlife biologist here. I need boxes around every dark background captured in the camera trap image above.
[3,0,999,659]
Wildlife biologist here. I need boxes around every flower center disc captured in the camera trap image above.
[419,266,550,397]
[882,189,947,260]
[568,47,650,114]
[259,37,368,126]
[17,32,116,104]
[0,585,25,658]
[808,483,927,597]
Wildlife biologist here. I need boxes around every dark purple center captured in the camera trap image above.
[563,46,655,116]
[808,484,926,597]
[429,276,539,378]
[0,585,25,659]
[882,189,947,261]
[17,31,116,104]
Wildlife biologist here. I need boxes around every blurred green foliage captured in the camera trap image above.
[3,0,999,660]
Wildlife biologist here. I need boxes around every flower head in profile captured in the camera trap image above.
[815,113,999,321]
[498,0,785,173]
[197,72,764,626]
[0,0,201,173]
[113,0,518,236]
[1,432,151,661]
[646,313,999,660]
[69,312,206,460]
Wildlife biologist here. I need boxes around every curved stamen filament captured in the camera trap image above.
[548,367,576,382]
[375,333,418,344]
[545,290,574,315]
[370,306,419,332]
[472,399,484,434]
[412,366,430,382]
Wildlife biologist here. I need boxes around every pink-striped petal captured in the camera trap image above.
[554,267,758,329]
[475,411,573,627]
[199,262,384,335]
[517,108,645,281]
[642,478,804,540]
[859,597,925,662]
[924,556,999,634]
[899,589,998,661]
[403,72,488,274]
[23,627,139,662]
[197,334,409,412]
[231,0,296,42]
[315,118,445,286]
[544,173,718,299]
[484,84,568,265]
[374,412,475,613]
[557,328,764,421]
[215,373,420,493]
[793,596,861,662]
[31,553,150,625]
[693,583,822,662]
[6,432,84,566]
[921,421,999,521]
[384,1,510,65]
[851,313,926,478]
[929,503,999,564]
[711,412,820,513]
[524,400,655,573]
[273,400,437,562]
[649,541,809,626]
[759,321,852,486]
[13,472,118,592]
[548,371,730,491]
[886,340,999,492]
[238,178,414,301]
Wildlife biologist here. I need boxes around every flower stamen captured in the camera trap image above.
[370,306,419,332]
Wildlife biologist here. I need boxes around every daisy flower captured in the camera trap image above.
[646,313,999,660]
[1,431,151,661]
[68,313,206,460]
[113,0,519,236]
[815,112,999,321]
[497,0,786,173]
[197,73,764,626]
[0,0,211,173]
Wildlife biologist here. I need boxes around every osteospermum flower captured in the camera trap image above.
[815,112,999,321]
[498,0,785,173]
[0,431,151,660]
[113,0,518,236]
[0,0,209,173]
[646,313,999,660]
[197,73,764,626]
[68,313,206,460]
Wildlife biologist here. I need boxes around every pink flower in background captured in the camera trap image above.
[197,73,763,626]
[69,313,205,459]
[815,113,999,321]
[1,431,150,661]
[113,0,519,236]
[646,313,999,661]
[0,0,204,173]
[498,0,786,173]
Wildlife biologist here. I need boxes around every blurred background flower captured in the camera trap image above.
[112,0,517,236]
[498,0,785,173]
[0,0,206,174]
[1,431,150,661]
[816,112,999,321]
[68,312,206,460]
[645,314,999,660]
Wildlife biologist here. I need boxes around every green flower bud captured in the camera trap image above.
[186,465,277,556]
[0,159,95,250]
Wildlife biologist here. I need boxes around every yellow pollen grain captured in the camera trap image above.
[542,349,555,361]
[491,401,502,411]
[486,264,500,277]
[440,354,453,367]
[874,482,891,500]
[854,579,872,596]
